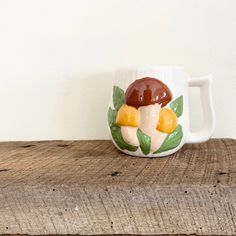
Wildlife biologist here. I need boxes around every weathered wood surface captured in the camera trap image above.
[0,139,235,235]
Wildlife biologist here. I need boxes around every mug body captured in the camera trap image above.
[108,66,189,157]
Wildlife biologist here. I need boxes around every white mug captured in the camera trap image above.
[108,66,215,157]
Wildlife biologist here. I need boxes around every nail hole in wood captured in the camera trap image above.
[57,144,69,147]
[20,145,34,148]
[111,171,120,177]
[217,171,227,175]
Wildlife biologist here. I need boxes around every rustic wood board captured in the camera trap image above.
[0,139,235,235]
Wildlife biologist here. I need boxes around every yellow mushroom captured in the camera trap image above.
[116,104,139,146]
[157,108,177,134]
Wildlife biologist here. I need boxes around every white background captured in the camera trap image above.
[0,0,235,141]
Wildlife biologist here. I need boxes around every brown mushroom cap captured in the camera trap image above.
[125,77,172,109]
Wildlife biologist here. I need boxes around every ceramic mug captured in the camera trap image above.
[107,66,215,157]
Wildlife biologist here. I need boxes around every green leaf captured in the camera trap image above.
[113,86,125,110]
[137,128,151,155]
[154,124,183,154]
[170,95,183,117]
[111,125,138,152]
[108,107,117,127]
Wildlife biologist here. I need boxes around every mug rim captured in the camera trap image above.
[120,65,184,70]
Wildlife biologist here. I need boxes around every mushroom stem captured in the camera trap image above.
[121,126,139,147]
[150,130,167,152]
[138,103,168,153]
[138,103,161,137]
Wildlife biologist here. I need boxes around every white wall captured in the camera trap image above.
[0,0,235,141]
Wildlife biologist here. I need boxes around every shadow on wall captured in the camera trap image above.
[57,71,114,140]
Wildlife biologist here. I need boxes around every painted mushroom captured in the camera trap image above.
[116,77,178,153]
[115,104,140,146]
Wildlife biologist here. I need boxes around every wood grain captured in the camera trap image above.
[0,139,235,235]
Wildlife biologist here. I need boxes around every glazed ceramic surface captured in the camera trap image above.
[108,66,215,157]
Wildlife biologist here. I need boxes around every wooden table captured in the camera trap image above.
[0,139,235,236]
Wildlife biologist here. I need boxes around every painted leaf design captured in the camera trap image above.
[108,107,117,127]
[111,125,138,152]
[113,86,125,110]
[170,95,183,117]
[137,128,151,155]
[154,124,183,154]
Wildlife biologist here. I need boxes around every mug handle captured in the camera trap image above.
[186,74,215,143]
